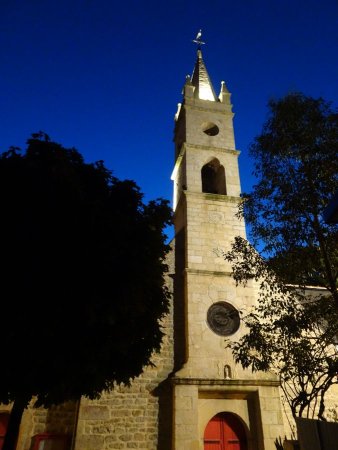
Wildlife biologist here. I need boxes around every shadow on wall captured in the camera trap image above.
[29,402,78,450]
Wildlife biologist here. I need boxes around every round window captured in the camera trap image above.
[202,122,219,136]
[207,302,240,336]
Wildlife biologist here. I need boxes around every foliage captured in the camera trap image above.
[226,237,338,419]
[0,133,171,449]
[224,93,338,420]
[240,93,338,300]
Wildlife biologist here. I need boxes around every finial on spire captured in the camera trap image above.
[192,29,205,49]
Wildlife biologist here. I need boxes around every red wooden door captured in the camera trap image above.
[204,412,247,450]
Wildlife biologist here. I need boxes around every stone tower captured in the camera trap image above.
[171,48,284,450]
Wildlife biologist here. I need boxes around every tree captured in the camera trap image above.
[0,133,172,450]
[226,237,338,422]
[224,93,338,422]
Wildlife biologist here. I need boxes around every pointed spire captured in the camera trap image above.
[218,80,231,104]
[190,49,217,101]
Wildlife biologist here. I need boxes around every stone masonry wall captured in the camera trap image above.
[281,384,338,440]
[2,401,78,450]
[73,246,175,450]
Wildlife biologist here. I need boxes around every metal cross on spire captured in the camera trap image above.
[192,29,205,49]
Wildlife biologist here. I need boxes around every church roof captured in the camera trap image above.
[190,49,217,101]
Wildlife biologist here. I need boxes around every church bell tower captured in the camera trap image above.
[171,43,284,450]
[172,47,246,376]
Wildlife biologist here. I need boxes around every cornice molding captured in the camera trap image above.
[185,143,240,156]
[171,378,280,387]
[184,191,242,203]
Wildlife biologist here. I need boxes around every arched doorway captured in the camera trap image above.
[204,412,247,450]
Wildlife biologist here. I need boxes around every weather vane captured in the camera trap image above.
[192,29,205,49]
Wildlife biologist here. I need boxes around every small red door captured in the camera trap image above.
[31,434,71,450]
[0,413,10,450]
[204,412,247,450]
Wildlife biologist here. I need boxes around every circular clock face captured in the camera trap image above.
[207,302,240,336]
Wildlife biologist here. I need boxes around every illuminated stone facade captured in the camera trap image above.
[169,49,284,450]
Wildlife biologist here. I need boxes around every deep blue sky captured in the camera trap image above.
[1,0,337,239]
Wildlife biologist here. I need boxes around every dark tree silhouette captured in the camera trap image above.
[241,93,338,300]
[224,93,338,422]
[0,133,172,450]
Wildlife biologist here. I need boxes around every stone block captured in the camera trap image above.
[75,435,105,450]
[81,406,110,420]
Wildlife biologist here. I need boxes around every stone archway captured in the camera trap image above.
[204,412,248,450]
[201,158,226,195]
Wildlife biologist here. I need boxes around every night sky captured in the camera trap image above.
[1,0,337,240]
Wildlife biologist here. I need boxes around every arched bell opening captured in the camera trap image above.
[201,159,227,195]
[204,412,248,450]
